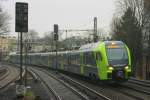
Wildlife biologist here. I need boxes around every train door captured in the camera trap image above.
[80,52,84,75]
[60,54,64,70]
[95,51,104,80]
[0,52,1,62]
[48,54,52,68]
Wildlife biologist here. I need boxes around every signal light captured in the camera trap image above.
[54,33,58,41]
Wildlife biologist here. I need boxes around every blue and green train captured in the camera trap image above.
[9,41,131,82]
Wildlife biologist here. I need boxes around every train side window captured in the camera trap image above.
[96,52,102,61]
[77,53,80,64]
[69,55,71,64]
[87,52,91,65]
[72,54,75,64]
[67,55,70,64]
[91,53,96,66]
[75,54,77,64]
[83,52,86,64]
[64,54,67,64]
[84,52,88,65]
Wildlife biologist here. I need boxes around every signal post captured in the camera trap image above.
[15,2,28,97]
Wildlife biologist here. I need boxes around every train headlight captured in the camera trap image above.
[125,66,129,70]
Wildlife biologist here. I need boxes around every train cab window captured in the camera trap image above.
[96,52,102,61]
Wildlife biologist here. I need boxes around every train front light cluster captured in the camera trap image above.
[125,66,129,70]
[109,67,114,70]
[107,67,114,79]
[125,65,131,73]
[107,66,114,73]
[124,65,131,78]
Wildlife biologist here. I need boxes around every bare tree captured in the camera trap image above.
[37,32,54,52]
[115,0,150,35]
[111,0,147,77]
[0,4,10,34]
[42,32,53,44]
[22,29,39,52]
[27,29,39,42]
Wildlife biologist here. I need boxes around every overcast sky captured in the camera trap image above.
[1,0,116,37]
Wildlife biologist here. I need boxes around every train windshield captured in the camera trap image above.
[106,46,128,66]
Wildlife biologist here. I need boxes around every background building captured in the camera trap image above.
[0,36,16,61]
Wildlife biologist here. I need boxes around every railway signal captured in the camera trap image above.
[15,2,28,96]
[15,2,28,32]
[54,24,59,41]
[15,2,28,84]
[53,24,59,71]
[94,17,98,42]
[54,33,58,41]
[54,24,58,34]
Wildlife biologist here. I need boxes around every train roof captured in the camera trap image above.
[104,41,124,45]
[9,41,125,56]
[79,42,101,51]
[79,41,124,51]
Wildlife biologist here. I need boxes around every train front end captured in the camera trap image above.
[105,41,131,81]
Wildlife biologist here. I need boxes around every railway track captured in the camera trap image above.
[107,84,145,100]
[129,78,150,87]
[0,67,9,81]
[0,65,19,91]
[30,67,111,100]
[45,71,110,100]
[51,71,148,100]
[28,68,61,100]
[29,67,89,100]
[121,82,150,95]
[112,78,150,100]
[28,65,150,100]
[57,72,143,100]
[96,77,150,100]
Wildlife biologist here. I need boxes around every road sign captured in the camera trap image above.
[15,2,28,32]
